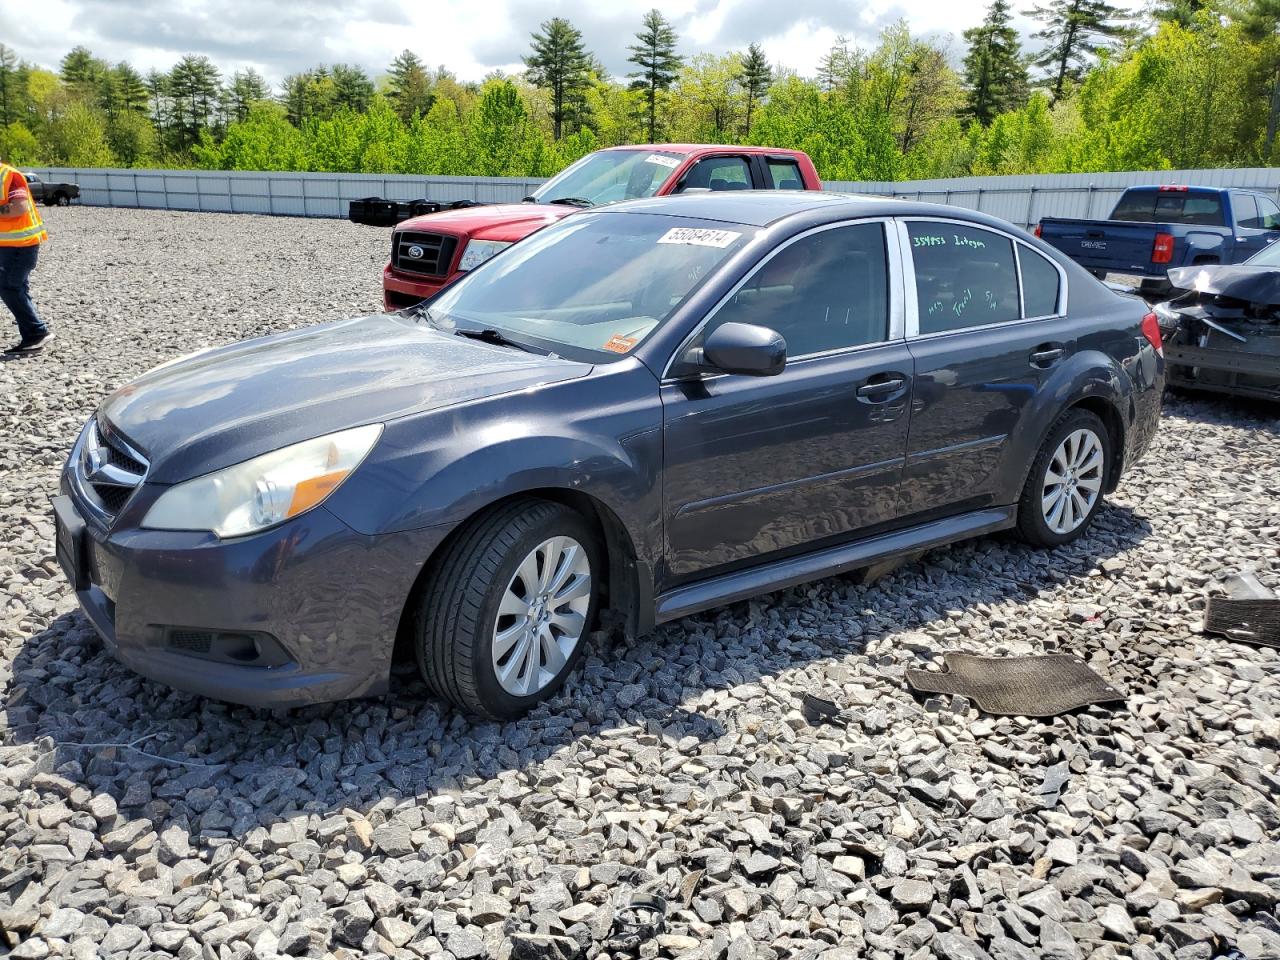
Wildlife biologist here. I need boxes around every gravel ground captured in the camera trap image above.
[1,205,1279,960]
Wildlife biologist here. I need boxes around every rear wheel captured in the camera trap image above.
[1015,409,1112,547]
[415,499,600,718]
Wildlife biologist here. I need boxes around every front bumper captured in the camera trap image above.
[1166,342,1280,401]
[382,264,451,311]
[56,479,450,708]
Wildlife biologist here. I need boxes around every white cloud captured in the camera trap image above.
[0,0,1144,88]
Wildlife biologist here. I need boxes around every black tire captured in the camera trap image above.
[58,192,72,206]
[415,498,601,719]
[1015,408,1112,548]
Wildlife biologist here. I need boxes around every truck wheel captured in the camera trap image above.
[415,499,600,718]
[58,192,71,206]
[1015,409,1112,548]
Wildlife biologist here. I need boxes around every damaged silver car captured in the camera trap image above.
[1155,241,1280,402]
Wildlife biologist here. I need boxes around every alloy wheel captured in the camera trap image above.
[492,535,592,697]
[1041,428,1104,535]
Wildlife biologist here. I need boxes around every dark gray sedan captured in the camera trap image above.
[54,192,1165,717]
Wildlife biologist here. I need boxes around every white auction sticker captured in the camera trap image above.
[657,227,742,248]
[644,154,680,169]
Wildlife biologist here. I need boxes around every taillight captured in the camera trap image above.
[1158,185,1189,192]
[1033,223,1043,238]
[1151,233,1174,264]
[1141,311,1163,356]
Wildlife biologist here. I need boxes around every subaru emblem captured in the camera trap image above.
[407,244,425,260]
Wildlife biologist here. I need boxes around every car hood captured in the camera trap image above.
[397,203,575,243]
[1167,264,1280,306]
[99,313,589,484]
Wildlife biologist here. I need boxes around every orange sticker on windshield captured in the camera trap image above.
[603,335,638,354]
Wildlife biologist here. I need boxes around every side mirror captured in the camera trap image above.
[701,322,787,377]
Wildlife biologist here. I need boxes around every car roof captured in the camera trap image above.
[601,144,806,157]
[601,190,919,227]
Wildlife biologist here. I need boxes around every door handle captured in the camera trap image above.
[1029,345,1065,368]
[856,377,907,400]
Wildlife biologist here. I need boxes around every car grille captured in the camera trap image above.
[392,231,458,278]
[74,418,149,523]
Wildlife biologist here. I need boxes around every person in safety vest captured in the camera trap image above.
[0,161,52,355]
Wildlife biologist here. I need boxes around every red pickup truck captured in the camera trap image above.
[383,144,822,309]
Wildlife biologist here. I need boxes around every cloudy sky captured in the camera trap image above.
[0,0,1145,88]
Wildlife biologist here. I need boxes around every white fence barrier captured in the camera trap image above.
[29,165,1280,229]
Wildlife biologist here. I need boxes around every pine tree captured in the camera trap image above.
[1151,0,1211,26]
[145,69,171,137]
[331,64,375,113]
[524,17,592,139]
[386,50,433,122]
[167,54,221,150]
[113,62,150,113]
[0,44,27,127]
[1025,0,1130,102]
[60,46,106,93]
[963,0,1030,123]
[225,69,269,124]
[627,9,683,141]
[738,42,772,136]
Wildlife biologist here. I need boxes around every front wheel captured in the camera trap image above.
[415,499,600,718]
[1015,409,1112,547]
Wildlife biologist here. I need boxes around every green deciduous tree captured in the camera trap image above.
[0,122,40,164]
[524,17,592,139]
[471,80,531,175]
[47,100,113,166]
[107,108,157,165]
[628,9,683,140]
[963,0,1030,123]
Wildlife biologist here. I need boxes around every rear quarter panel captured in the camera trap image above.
[994,260,1163,502]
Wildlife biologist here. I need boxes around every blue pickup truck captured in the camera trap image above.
[1036,185,1280,293]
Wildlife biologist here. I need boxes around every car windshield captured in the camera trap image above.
[529,150,684,207]
[419,212,756,362]
[1247,241,1280,267]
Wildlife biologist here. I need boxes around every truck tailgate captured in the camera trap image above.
[1040,219,1161,275]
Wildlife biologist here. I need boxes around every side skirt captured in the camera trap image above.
[653,506,1016,624]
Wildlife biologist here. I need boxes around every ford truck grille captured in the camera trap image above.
[392,231,458,278]
[74,418,149,523]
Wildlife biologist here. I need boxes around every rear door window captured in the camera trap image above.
[766,158,804,190]
[1258,197,1280,229]
[907,222,1021,334]
[679,157,753,193]
[1237,195,1280,230]
[1233,194,1259,228]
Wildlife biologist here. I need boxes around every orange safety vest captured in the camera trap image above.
[0,164,48,247]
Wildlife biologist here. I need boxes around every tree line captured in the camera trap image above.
[0,0,1277,183]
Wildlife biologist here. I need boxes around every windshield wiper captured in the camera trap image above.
[545,197,594,207]
[453,327,532,352]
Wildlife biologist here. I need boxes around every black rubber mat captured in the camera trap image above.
[906,653,1125,717]
[1204,572,1280,648]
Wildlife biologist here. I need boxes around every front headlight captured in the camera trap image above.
[142,424,382,538]
[457,239,512,271]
